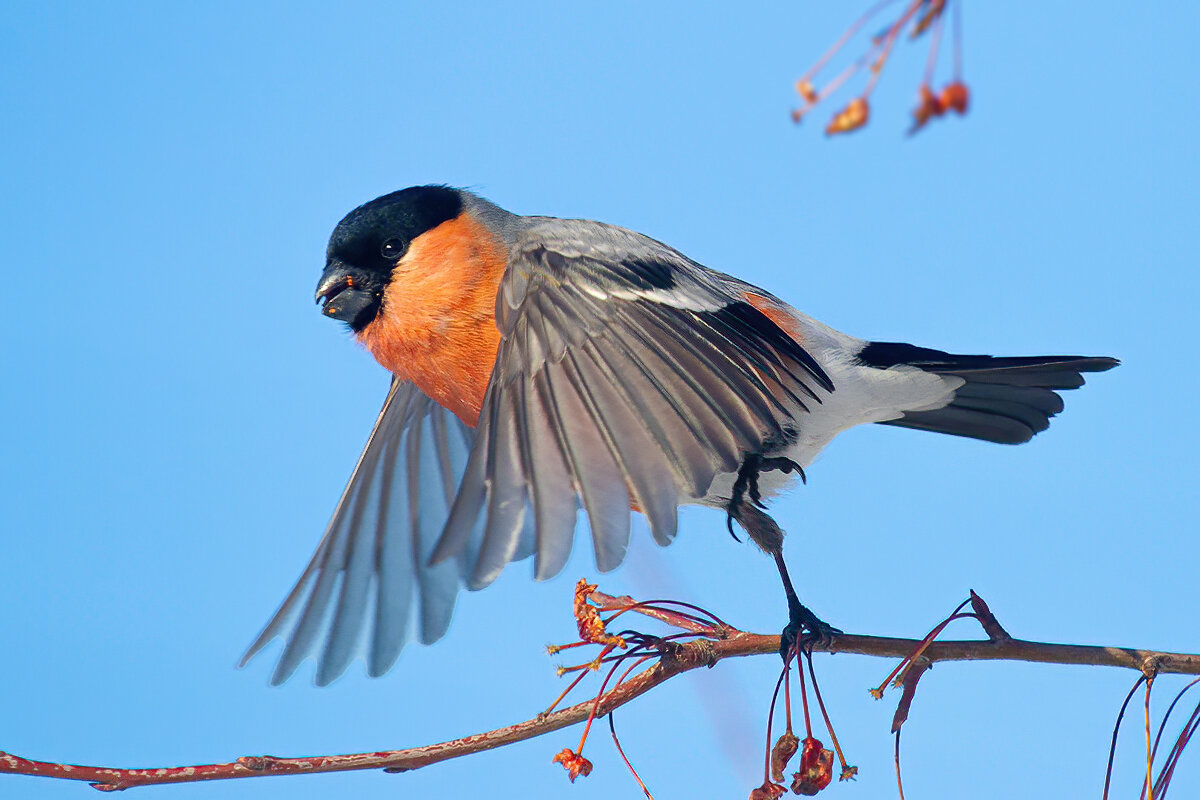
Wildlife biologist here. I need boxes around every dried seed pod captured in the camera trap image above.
[826,98,869,135]
[750,780,788,800]
[791,737,834,795]
[940,81,969,114]
[911,84,945,132]
[552,748,593,782]
[771,731,800,783]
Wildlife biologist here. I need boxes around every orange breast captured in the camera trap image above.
[356,212,507,426]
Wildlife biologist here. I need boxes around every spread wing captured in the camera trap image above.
[431,219,834,588]
[245,220,832,685]
[240,379,530,685]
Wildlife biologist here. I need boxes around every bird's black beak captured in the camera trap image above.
[315,261,383,330]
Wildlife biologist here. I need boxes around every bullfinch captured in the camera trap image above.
[240,186,1117,685]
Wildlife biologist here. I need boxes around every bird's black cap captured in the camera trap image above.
[316,186,464,331]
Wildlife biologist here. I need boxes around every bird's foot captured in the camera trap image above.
[780,604,841,661]
[726,454,805,543]
[758,456,806,488]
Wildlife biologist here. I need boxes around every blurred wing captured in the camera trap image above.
[431,218,834,587]
[240,378,519,685]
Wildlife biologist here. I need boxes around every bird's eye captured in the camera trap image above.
[380,238,406,260]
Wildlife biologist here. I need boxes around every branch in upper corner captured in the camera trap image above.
[0,584,1197,792]
[792,0,969,136]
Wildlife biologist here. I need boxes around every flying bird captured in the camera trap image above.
[241,186,1117,685]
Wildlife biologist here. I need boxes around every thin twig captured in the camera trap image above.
[1104,676,1148,800]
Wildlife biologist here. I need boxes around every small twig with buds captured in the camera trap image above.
[2,583,1197,792]
[792,0,970,135]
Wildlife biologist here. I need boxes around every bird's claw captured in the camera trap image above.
[780,608,841,660]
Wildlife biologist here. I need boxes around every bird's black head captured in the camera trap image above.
[315,185,464,331]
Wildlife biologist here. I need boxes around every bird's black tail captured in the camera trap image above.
[857,342,1119,445]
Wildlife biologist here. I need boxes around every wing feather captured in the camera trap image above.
[370,430,411,676]
[316,429,386,684]
[240,379,480,685]
[547,353,633,573]
[631,302,791,433]
[471,388,531,587]
[524,372,581,580]
[584,329,717,496]
[432,218,833,585]
[574,341,680,543]
[409,414,461,644]
[606,309,749,467]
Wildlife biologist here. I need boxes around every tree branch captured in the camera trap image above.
[2,587,1196,792]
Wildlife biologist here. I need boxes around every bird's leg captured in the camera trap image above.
[726,456,838,660]
[773,547,840,659]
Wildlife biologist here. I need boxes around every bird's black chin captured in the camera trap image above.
[316,264,383,331]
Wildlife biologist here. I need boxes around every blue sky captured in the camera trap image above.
[2,2,1195,798]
